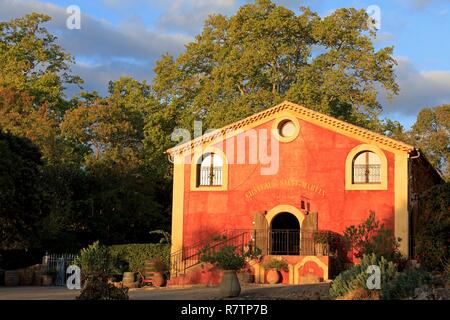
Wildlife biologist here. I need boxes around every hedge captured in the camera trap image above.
[109,243,170,273]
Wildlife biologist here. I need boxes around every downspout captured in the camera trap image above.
[408,148,421,258]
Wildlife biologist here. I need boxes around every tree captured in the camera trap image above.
[0,86,78,164]
[0,130,43,250]
[38,163,93,252]
[0,13,81,110]
[60,78,169,245]
[0,13,82,163]
[410,104,450,180]
[0,15,173,251]
[153,0,398,132]
[415,182,450,271]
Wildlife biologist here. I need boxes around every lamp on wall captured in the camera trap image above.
[300,198,311,215]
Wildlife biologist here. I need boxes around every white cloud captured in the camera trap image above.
[66,60,154,97]
[0,0,194,97]
[400,0,450,10]
[0,0,190,62]
[374,32,395,44]
[156,0,238,33]
[381,57,450,117]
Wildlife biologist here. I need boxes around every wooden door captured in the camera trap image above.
[253,211,268,255]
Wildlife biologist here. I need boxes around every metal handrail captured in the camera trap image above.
[170,230,229,258]
[170,230,251,278]
[169,229,340,279]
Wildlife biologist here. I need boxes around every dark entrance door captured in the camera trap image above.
[270,212,300,255]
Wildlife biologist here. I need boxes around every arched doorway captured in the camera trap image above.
[270,212,300,255]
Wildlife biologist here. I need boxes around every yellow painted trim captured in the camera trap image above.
[271,111,300,143]
[288,264,294,284]
[345,144,388,190]
[190,146,228,191]
[249,261,266,284]
[395,152,409,257]
[293,256,329,284]
[170,154,185,258]
[266,204,306,228]
[248,260,261,283]
[167,101,414,156]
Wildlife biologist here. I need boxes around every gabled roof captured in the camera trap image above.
[166,100,415,156]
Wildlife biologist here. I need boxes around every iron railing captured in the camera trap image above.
[42,253,77,286]
[270,229,300,255]
[353,164,381,183]
[169,229,335,279]
[199,167,222,186]
[170,230,250,278]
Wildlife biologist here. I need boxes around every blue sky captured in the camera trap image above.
[1,0,450,128]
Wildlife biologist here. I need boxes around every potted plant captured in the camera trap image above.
[41,269,57,286]
[199,245,247,298]
[263,258,288,284]
[145,257,168,287]
[75,241,129,300]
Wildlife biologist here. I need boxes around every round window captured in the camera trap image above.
[278,120,296,138]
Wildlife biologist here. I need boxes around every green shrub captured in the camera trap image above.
[329,253,397,299]
[381,267,434,300]
[75,241,114,279]
[76,278,129,300]
[199,245,247,271]
[343,212,402,263]
[263,258,289,271]
[109,243,170,273]
[75,241,128,300]
[415,182,450,271]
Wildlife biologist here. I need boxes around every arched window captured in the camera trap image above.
[352,151,381,184]
[345,144,387,190]
[196,153,223,187]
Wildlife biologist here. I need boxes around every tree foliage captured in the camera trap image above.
[0,13,81,109]
[75,241,129,300]
[343,212,402,263]
[415,183,450,271]
[153,0,398,131]
[0,130,42,250]
[410,104,450,180]
[0,5,448,258]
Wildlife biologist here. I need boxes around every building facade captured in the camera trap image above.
[166,101,442,286]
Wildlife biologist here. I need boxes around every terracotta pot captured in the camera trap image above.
[152,272,167,287]
[220,270,241,298]
[266,269,281,284]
